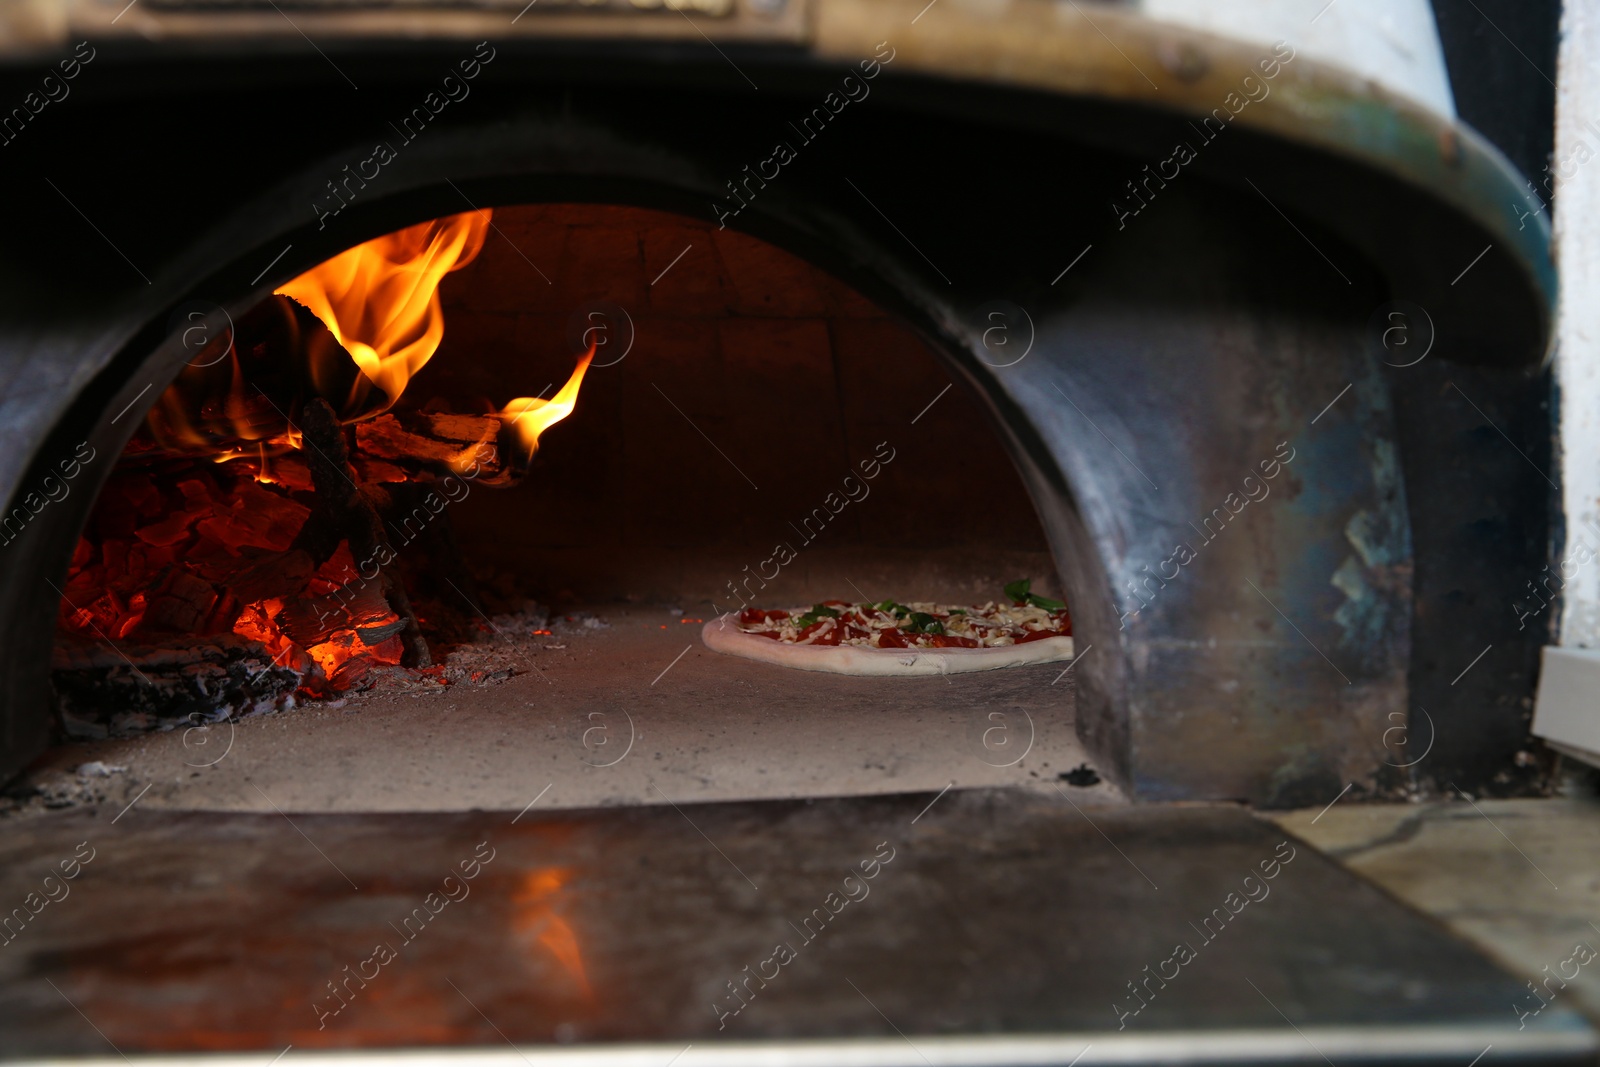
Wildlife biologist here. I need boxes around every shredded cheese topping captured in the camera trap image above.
[734,600,1072,650]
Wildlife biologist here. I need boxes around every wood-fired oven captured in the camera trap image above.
[0,1,1585,1063]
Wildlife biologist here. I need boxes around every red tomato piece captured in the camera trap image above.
[740,608,788,625]
[811,621,842,646]
[930,634,979,649]
[876,628,909,648]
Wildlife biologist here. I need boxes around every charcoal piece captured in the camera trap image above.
[51,634,302,740]
[273,582,403,649]
[140,569,220,634]
[192,480,310,553]
[226,548,315,605]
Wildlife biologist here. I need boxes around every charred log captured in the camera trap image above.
[354,410,519,484]
[52,633,302,741]
[135,295,388,459]
[297,398,431,667]
[383,481,484,643]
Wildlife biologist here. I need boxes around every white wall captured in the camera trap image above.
[1554,0,1600,650]
[1533,0,1600,765]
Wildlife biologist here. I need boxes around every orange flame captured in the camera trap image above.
[142,206,591,478]
[143,210,491,457]
[497,343,595,460]
[277,210,490,414]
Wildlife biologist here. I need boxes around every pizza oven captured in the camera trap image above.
[0,1,1581,1063]
[0,7,1554,806]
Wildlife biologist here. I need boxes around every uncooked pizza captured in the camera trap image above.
[701,580,1073,676]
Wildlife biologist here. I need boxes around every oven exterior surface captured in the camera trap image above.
[0,0,1557,805]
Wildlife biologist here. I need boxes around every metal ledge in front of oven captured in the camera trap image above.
[0,789,1592,1065]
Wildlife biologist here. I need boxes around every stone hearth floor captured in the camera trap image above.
[8,605,1110,817]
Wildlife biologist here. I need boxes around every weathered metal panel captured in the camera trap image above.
[0,790,1592,1059]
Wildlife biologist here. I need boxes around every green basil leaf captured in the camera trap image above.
[811,604,840,618]
[1004,578,1031,604]
[1026,593,1066,611]
[906,612,944,635]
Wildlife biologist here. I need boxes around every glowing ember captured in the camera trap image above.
[57,467,409,694]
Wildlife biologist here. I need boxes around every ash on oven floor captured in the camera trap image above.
[13,605,1110,818]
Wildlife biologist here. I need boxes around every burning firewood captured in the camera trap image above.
[139,295,382,459]
[353,410,520,485]
[297,397,431,668]
[273,579,406,651]
[52,209,597,737]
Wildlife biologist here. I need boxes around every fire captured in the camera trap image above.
[66,208,594,710]
[143,211,492,457]
[276,210,490,416]
[498,343,595,460]
[144,207,590,465]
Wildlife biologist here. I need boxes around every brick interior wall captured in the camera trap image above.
[415,204,1060,608]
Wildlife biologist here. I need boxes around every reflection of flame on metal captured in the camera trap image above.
[512,869,591,999]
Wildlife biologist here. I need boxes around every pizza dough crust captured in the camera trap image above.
[700,613,1075,676]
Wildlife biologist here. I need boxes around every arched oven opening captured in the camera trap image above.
[42,203,1093,809]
